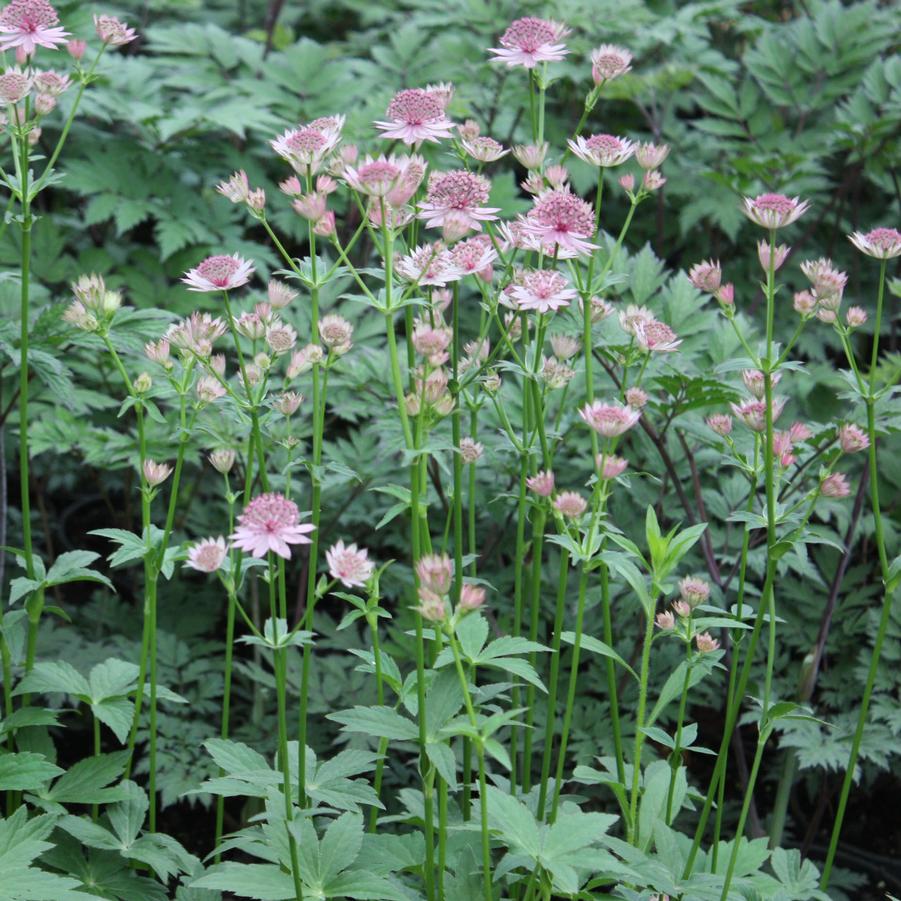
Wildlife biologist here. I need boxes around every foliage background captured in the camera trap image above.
[1,0,899,897]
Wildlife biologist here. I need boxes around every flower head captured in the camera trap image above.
[838,424,868,454]
[591,43,632,82]
[458,584,486,612]
[635,143,669,169]
[580,400,641,437]
[522,188,597,258]
[271,116,344,173]
[509,269,577,313]
[846,306,867,328]
[635,319,681,353]
[742,193,809,229]
[343,154,410,198]
[757,240,790,272]
[230,492,315,559]
[268,279,297,308]
[208,449,236,474]
[821,473,850,499]
[396,243,463,287]
[688,260,722,293]
[0,0,68,53]
[418,170,498,233]
[462,136,508,163]
[0,65,31,102]
[554,491,587,519]
[459,437,484,464]
[182,254,254,292]
[679,576,710,608]
[597,454,628,479]
[695,632,720,653]
[706,414,733,436]
[527,470,555,497]
[848,227,901,260]
[741,369,781,400]
[327,540,374,588]
[550,334,581,360]
[319,314,353,354]
[730,397,787,432]
[656,611,675,631]
[94,14,136,47]
[489,17,570,69]
[450,235,497,280]
[185,537,228,573]
[375,87,454,146]
[417,553,453,595]
[143,460,172,487]
[626,387,648,409]
[567,134,635,168]
[513,143,548,170]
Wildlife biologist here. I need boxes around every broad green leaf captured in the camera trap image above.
[0,752,63,790]
[328,706,419,742]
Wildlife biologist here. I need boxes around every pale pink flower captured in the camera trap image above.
[706,414,733,436]
[513,143,548,170]
[417,553,453,595]
[618,304,654,336]
[582,295,615,323]
[274,391,303,416]
[789,422,812,443]
[235,312,266,340]
[679,576,709,608]
[343,154,408,198]
[642,170,666,191]
[66,37,85,59]
[742,193,809,229]
[63,300,97,332]
[186,537,228,574]
[0,0,68,53]
[550,334,581,360]
[166,312,228,357]
[319,314,353,354]
[568,134,635,168]
[279,175,302,197]
[0,66,31,102]
[846,306,867,328]
[268,279,297,308]
[266,323,297,355]
[217,170,251,204]
[772,431,796,468]
[741,369,781,400]
[314,210,335,237]
[457,119,480,141]
[34,91,56,115]
[801,258,847,305]
[182,254,254,292]
[673,600,691,618]
[375,87,454,146]
[230,492,315,559]
[510,269,578,314]
[271,116,344,173]
[450,235,497,280]
[626,387,648,409]
[619,174,635,192]
[695,632,720,653]
[327,540,374,588]
[794,290,816,315]
[730,397,787,432]
[527,470,555,497]
[580,400,641,437]
[196,375,226,404]
[462,136,508,163]
[416,588,447,622]
[143,460,172,487]
[540,356,575,389]
[412,322,451,365]
[396,243,463,287]
[286,344,323,377]
[144,338,171,367]
[848,227,901,260]
[591,43,632,82]
[544,164,570,188]
[489,17,570,69]
[656,611,675,631]
[293,192,327,223]
[716,283,734,306]
[554,491,587,519]
[838,424,868,453]
[821,473,850,499]
[597,454,628,479]
[757,240,790,272]
[418,170,499,232]
[635,143,669,169]
[459,437,484,464]
[521,172,546,196]
[33,69,67,97]
[522,188,597,258]
[208,449,236,474]
[635,319,681,353]
[93,14,136,47]
[458,584,486,612]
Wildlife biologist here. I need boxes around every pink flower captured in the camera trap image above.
[590,43,632,83]
[417,553,453,595]
[185,537,228,573]
[0,66,31,102]
[522,188,597,258]
[679,576,709,608]
[618,304,654,335]
[266,322,297,355]
[217,170,251,204]
[509,269,577,313]
[513,143,548,170]
[635,319,681,353]
[343,154,411,198]
[208,449,236,474]
[459,437,484,464]
[794,290,816,315]
[741,369,781,400]
[597,454,628,479]
[527,470,555,497]
[845,306,867,328]
[580,401,641,437]
[326,540,374,588]
[673,600,691,618]
[230,493,315,559]
[271,116,344,173]
[458,583,486,612]
[742,193,809,229]
[706,414,733,436]
[688,260,721,293]
[418,170,499,232]
[567,134,635,168]
[772,431,796,468]
[838,424,868,454]
[488,17,570,69]
[821,473,850,499]
[695,632,720,653]
[848,227,901,260]
[789,422,812,443]
[626,387,648,409]
[0,0,68,54]
[716,283,734,306]
[396,243,463,287]
[375,87,454,146]
[450,235,497,280]
[461,136,508,163]
[182,254,254,292]
[635,143,669,169]
[94,14,136,47]
[550,334,581,360]
[730,397,787,432]
[143,460,172,487]
[656,611,675,631]
[320,314,353,354]
[268,279,297,308]
[801,258,847,305]
[417,588,448,622]
[757,240,790,272]
[554,491,587,519]
[66,37,85,59]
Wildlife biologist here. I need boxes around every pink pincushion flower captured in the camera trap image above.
[838,424,868,453]
[182,254,254,292]
[597,454,628,479]
[688,260,722,293]
[551,335,581,360]
[742,193,809,229]
[417,553,453,595]
[459,437,484,464]
[848,227,901,260]
[0,0,68,53]
[554,491,587,518]
[590,44,632,83]
[166,312,228,357]
[217,170,251,204]
[706,414,733,436]
[695,632,720,653]
[396,243,463,287]
[343,154,409,198]
[742,369,781,399]
[0,66,31,102]
[680,576,710,608]
[185,537,228,574]
[757,240,790,272]
[143,460,172,487]
[418,170,499,232]
[656,611,675,630]
[230,492,315,559]
[635,143,670,169]
[489,16,570,69]
[450,235,497,280]
[527,470,555,497]
[730,397,787,432]
[846,306,867,328]
[458,584,486,612]
[94,14,136,47]
[375,87,454,146]
[580,401,641,437]
[568,134,635,168]
[635,319,681,353]
[271,117,344,173]
[522,188,597,258]
[821,473,850,498]
[509,269,577,313]
[326,540,374,588]
[462,136,508,163]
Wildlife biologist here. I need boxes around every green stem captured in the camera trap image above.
[147,575,159,831]
[627,611,657,844]
[521,506,547,793]
[509,461,528,793]
[368,614,389,832]
[665,653,692,825]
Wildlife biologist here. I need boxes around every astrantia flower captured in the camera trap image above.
[679,576,710,608]
[185,537,228,574]
[635,143,669,170]
[730,397,787,432]
[417,553,453,595]
[838,424,868,454]
[266,322,297,355]
[274,391,303,416]
[513,143,548,170]
[459,437,484,464]
[375,87,454,146]
[741,369,781,400]
[489,16,570,69]
[458,584,486,612]
[635,319,681,353]
[618,304,654,336]
[419,170,499,232]
[143,460,172,487]
[598,454,628,479]
[217,170,251,204]
[695,632,720,653]
[846,306,867,328]
[550,334,581,360]
[540,356,575,389]
[450,235,497,280]
[144,338,170,367]
[626,387,648,409]
[166,312,228,357]
[230,492,315,559]
[0,0,68,53]
[848,227,901,260]
[757,240,790,272]
[656,611,675,631]
[0,66,31,103]
[742,193,809,229]
[522,187,597,258]
[821,472,850,498]
[271,116,344,173]
[182,254,254,292]
[567,134,635,168]
[706,414,732,436]
[527,470,555,497]
[208,449,236,474]
[395,243,463,287]
[554,491,587,519]
[343,154,405,198]
[688,260,722,293]
[195,375,226,404]
[580,400,641,437]
[268,279,297,308]
[327,540,374,588]
[509,269,578,313]
[94,14,136,46]
[319,314,353,354]
[461,136,508,163]
[590,43,632,83]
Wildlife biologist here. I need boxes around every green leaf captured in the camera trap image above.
[328,706,419,742]
[13,660,91,699]
[191,863,296,900]
[89,658,140,702]
[91,697,134,744]
[455,613,489,660]
[561,632,637,680]
[42,751,129,805]
[319,811,363,884]
[0,752,63,790]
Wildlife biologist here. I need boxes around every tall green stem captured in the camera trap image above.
[627,611,657,843]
